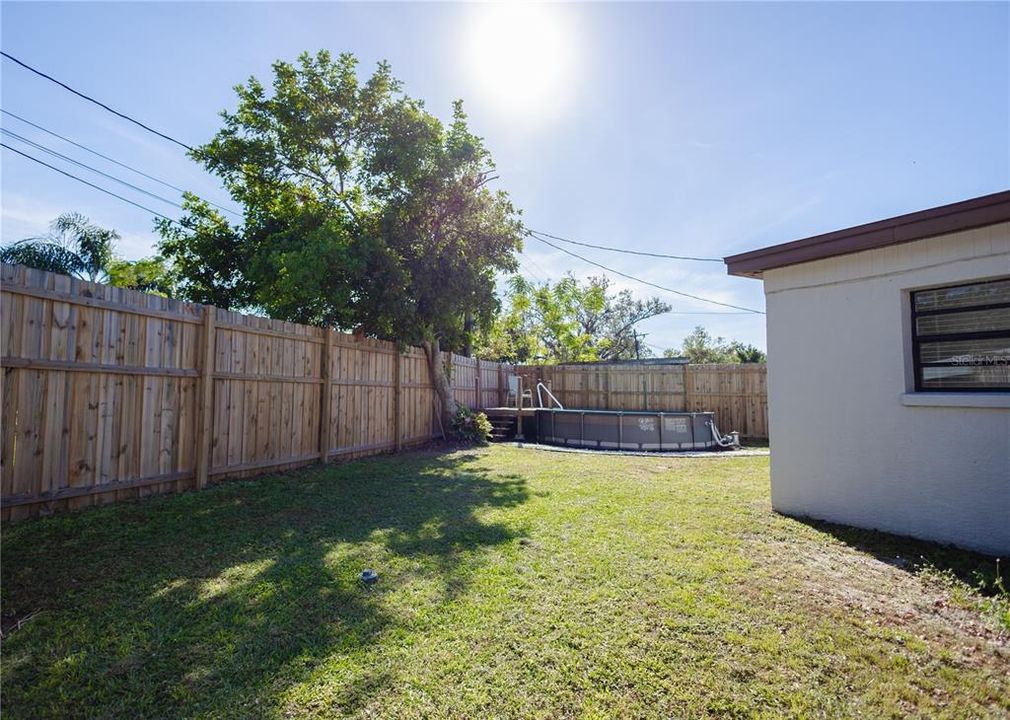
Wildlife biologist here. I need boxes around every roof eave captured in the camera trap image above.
[724,190,1010,278]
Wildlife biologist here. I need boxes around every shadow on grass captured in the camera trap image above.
[1,450,528,719]
[796,517,1006,597]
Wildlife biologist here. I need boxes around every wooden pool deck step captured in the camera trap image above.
[482,407,537,442]
[488,417,515,441]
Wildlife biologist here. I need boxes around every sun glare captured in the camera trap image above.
[462,3,577,122]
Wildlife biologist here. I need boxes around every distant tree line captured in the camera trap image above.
[473,275,765,366]
[475,275,670,364]
[664,326,766,364]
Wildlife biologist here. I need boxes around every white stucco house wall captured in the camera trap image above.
[726,191,1010,556]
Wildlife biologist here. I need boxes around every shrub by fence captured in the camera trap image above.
[513,362,768,439]
[0,264,510,520]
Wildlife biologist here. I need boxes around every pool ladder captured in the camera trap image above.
[535,382,564,410]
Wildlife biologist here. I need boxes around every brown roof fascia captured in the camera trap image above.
[724,190,1010,278]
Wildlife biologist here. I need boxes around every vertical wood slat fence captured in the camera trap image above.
[513,362,768,439]
[0,264,509,520]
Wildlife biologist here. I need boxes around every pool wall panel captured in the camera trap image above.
[535,409,718,451]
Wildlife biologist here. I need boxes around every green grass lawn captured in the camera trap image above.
[3,446,1008,719]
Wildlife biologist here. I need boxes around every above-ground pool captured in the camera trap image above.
[534,409,730,451]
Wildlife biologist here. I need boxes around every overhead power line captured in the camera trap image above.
[3,136,757,318]
[1,51,194,151]
[529,231,765,314]
[2,142,177,223]
[1,52,756,313]
[529,229,723,262]
[2,128,186,211]
[2,53,733,267]
[1,109,241,217]
[516,258,547,284]
[517,247,551,283]
[517,245,736,314]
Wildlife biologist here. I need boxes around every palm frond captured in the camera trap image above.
[0,239,86,276]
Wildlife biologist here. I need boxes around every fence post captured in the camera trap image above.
[444,350,453,407]
[319,329,332,463]
[683,364,691,411]
[515,374,524,440]
[499,365,506,406]
[475,358,482,409]
[394,350,402,451]
[195,306,216,489]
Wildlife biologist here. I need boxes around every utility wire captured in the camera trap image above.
[2,142,177,224]
[5,131,760,316]
[520,243,744,314]
[516,257,547,284]
[1,51,193,151]
[529,231,765,314]
[7,136,743,321]
[517,248,551,283]
[2,128,187,211]
[1,109,241,217]
[1,55,339,219]
[4,53,731,269]
[1,53,753,313]
[529,229,723,262]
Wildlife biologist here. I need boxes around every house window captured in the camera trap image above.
[910,277,1010,391]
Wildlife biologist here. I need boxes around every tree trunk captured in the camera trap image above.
[422,336,458,433]
[463,311,473,357]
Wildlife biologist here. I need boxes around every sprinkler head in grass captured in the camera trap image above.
[360,569,378,585]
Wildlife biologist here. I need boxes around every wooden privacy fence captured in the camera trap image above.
[513,362,768,439]
[0,264,510,520]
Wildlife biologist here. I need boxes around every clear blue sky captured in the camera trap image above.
[2,2,1007,352]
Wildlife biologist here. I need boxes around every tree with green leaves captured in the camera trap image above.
[157,51,524,426]
[1,212,117,282]
[728,341,766,363]
[664,326,766,364]
[106,256,177,296]
[476,275,670,364]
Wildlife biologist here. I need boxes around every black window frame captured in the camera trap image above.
[910,276,1010,393]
